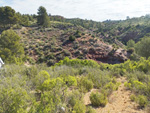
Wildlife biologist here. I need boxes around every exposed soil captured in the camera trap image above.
[84,77,146,113]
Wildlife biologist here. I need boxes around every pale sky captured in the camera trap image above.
[1,0,150,21]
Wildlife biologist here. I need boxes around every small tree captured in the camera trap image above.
[0,30,24,63]
[135,37,150,58]
[127,39,135,49]
[37,6,50,27]
[0,6,18,28]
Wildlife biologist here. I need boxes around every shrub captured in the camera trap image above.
[68,96,77,107]
[34,70,50,89]
[78,77,93,92]
[67,90,81,107]
[64,75,77,87]
[137,95,148,108]
[0,76,30,113]
[124,82,132,90]
[130,94,136,102]
[90,92,107,107]
[47,59,55,66]
[103,82,120,96]
[30,90,61,113]
[127,48,135,54]
[40,77,64,91]
[39,79,55,91]
[72,100,86,113]
[129,53,140,61]
[75,30,81,38]
[69,35,76,41]
[132,80,146,94]
[86,106,96,113]
[38,70,50,79]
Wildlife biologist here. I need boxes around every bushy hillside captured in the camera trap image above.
[50,15,150,45]
[15,21,130,65]
[13,14,150,66]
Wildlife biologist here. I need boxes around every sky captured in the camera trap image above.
[1,0,150,21]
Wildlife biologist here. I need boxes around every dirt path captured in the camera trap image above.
[84,77,146,113]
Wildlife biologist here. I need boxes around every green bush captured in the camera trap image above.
[72,100,86,113]
[67,90,81,108]
[38,70,50,79]
[30,90,61,113]
[90,92,107,107]
[68,96,77,107]
[103,82,120,96]
[124,82,132,90]
[40,77,64,91]
[64,75,77,87]
[55,57,100,68]
[130,94,136,102]
[78,77,93,92]
[34,70,50,90]
[132,80,146,94]
[0,75,30,113]
[136,95,148,108]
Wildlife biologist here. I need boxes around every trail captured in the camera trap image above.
[84,77,146,113]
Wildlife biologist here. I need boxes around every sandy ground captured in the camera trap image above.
[84,77,147,113]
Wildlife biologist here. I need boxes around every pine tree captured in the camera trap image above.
[37,6,50,27]
[135,37,150,58]
[0,6,18,28]
[0,30,24,63]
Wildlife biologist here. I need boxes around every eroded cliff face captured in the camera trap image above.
[86,46,129,64]
[63,35,130,64]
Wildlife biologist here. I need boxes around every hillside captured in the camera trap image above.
[50,15,150,45]
[12,14,150,66]
[15,21,130,65]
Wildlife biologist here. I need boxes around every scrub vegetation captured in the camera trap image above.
[0,6,150,113]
